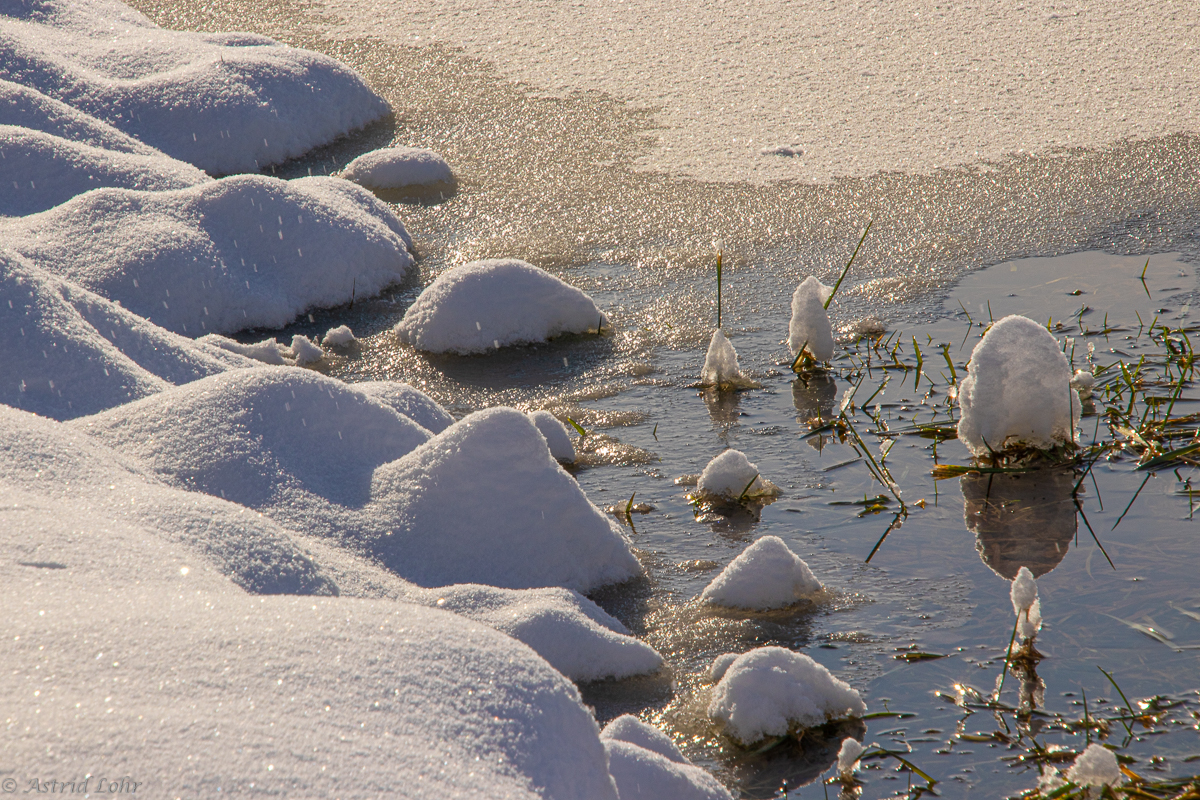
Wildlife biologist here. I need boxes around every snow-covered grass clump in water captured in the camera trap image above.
[322,324,357,347]
[0,0,390,174]
[788,275,834,363]
[395,258,605,354]
[837,738,865,779]
[341,146,455,189]
[1,176,414,335]
[1066,743,1124,788]
[707,647,866,745]
[700,329,757,388]
[601,716,734,800]
[957,314,1081,458]
[1011,565,1043,641]
[696,449,780,501]
[700,536,822,610]
[529,410,576,463]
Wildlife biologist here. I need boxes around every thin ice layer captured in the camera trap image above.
[957,314,1081,456]
[1,175,414,335]
[395,258,604,354]
[0,0,389,174]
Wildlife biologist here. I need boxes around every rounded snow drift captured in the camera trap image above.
[707,646,866,745]
[341,146,456,201]
[395,259,606,354]
[695,449,779,502]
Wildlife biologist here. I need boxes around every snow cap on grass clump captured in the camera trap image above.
[1,175,413,335]
[837,738,865,777]
[288,335,324,365]
[529,410,576,463]
[707,646,866,745]
[700,535,822,610]
[788,276,835,362]
[369,407,642,591]
[701,329,755,388]
[354,380,455,434]
[697,449,779,501]
[602,716,735,800]
[341,146,454,189]
[322,325,356,347]
[200,335,291,365]
[710,653,739,682]
[1011,565,1043,639]
[1066,744,1123,787]
[956,315,1081,457]
[394,259,604,354]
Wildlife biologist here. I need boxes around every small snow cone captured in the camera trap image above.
[956,315,1081,458]
[1010,565,1042,641]
[700,536,822,610]
[1066,743,1123,788]
[788,276,835,364]
[695,449,780,502]
[701,329,756,388]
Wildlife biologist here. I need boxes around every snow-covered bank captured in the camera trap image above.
[1,175,414,334]
[0,0,389,175]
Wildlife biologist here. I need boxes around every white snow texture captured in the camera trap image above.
[697,449,777,500]
[1066,744,1124,788]
[788,276,834,362]
[957,315,1081,457]
[700,536,822,610]
[708,647,866,745]
[601,716,734,800]
[529,410,577,463]
[837,738,865,776]
[701,328,751,388]
[395,258,604,353]
[342,146,455,189]
[1011,565,1043,640]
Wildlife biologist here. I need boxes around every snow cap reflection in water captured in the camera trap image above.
[961,469,1076,579]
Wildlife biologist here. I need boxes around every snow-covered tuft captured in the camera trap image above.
[1071,368,1095,400]
[837,738,865,777]
[1011,565,1043,640]
[602,716,734,800]
[700,329,756,388]
[395,258,604,354]
[354,380,455,434]
[956,315,1081,457]
[341,146,455,189]
[788,275,835,363]
[1,175,414,335]
[529,410,576,463]
[707,647,866,745]
[1066,744,1123,788]
[322,324,357,347]
[0,0,390,175]
[710,653,739,683]
[696,449,779,501]
[289,334,324,365]
[700,536,822,610]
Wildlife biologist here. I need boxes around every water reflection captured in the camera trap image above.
[960,469,1077,579]
[727,720,864,800]
[703,387,742,429]
[792,374,838,424]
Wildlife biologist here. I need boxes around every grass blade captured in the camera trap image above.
[825,220,873,309]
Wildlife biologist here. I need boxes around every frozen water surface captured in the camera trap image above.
[15,0,1200,796]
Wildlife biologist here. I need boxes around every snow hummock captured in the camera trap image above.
[529,410,576,463]
[788,276,835,363]
[700,328,756,388]
[710,653,739,683]
[395,258,605,354]
[1,175,414,335]
[707,647,866,745]
[601,716,734,800]
[0,0,390,175]
[354,380,456,434]
[696,449,780,501]
[1066,744,1124,788]
[1011,565,1043,640]
[322,324,357,347]
[956,315,1081,457]
[289,334,324,365]
[341,146,455,189]
[699,536,822,610]
[837,738,865,777]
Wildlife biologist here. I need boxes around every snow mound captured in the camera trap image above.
[322,324,357,347]
[696,449,779,501]
[74,367,432,510]
[601,716,734,800]
[289,334,324,365]
[0,0,390,175]
[0,78,162,157]
[369,407,643,591]
[5,581,620,800]
[395,258,605,354]
[1,175,414,334]
[956,315,1081,457]
[700,329,755,388]
[354,380,455,434]
[1066,744,1123,788]
[1011,565,1043,640]
[341,146,455,189]
[423,586,661,682]
[0,405,333,595]
[1,248,254,420]
[788,275,835,363]
[707,647,866,745]
[1,123,209,216]
[710,652,739,682]
[700,536,822,610]
[1072,368,1095,400]
[837,738,865,777]
[529,409,576,463]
